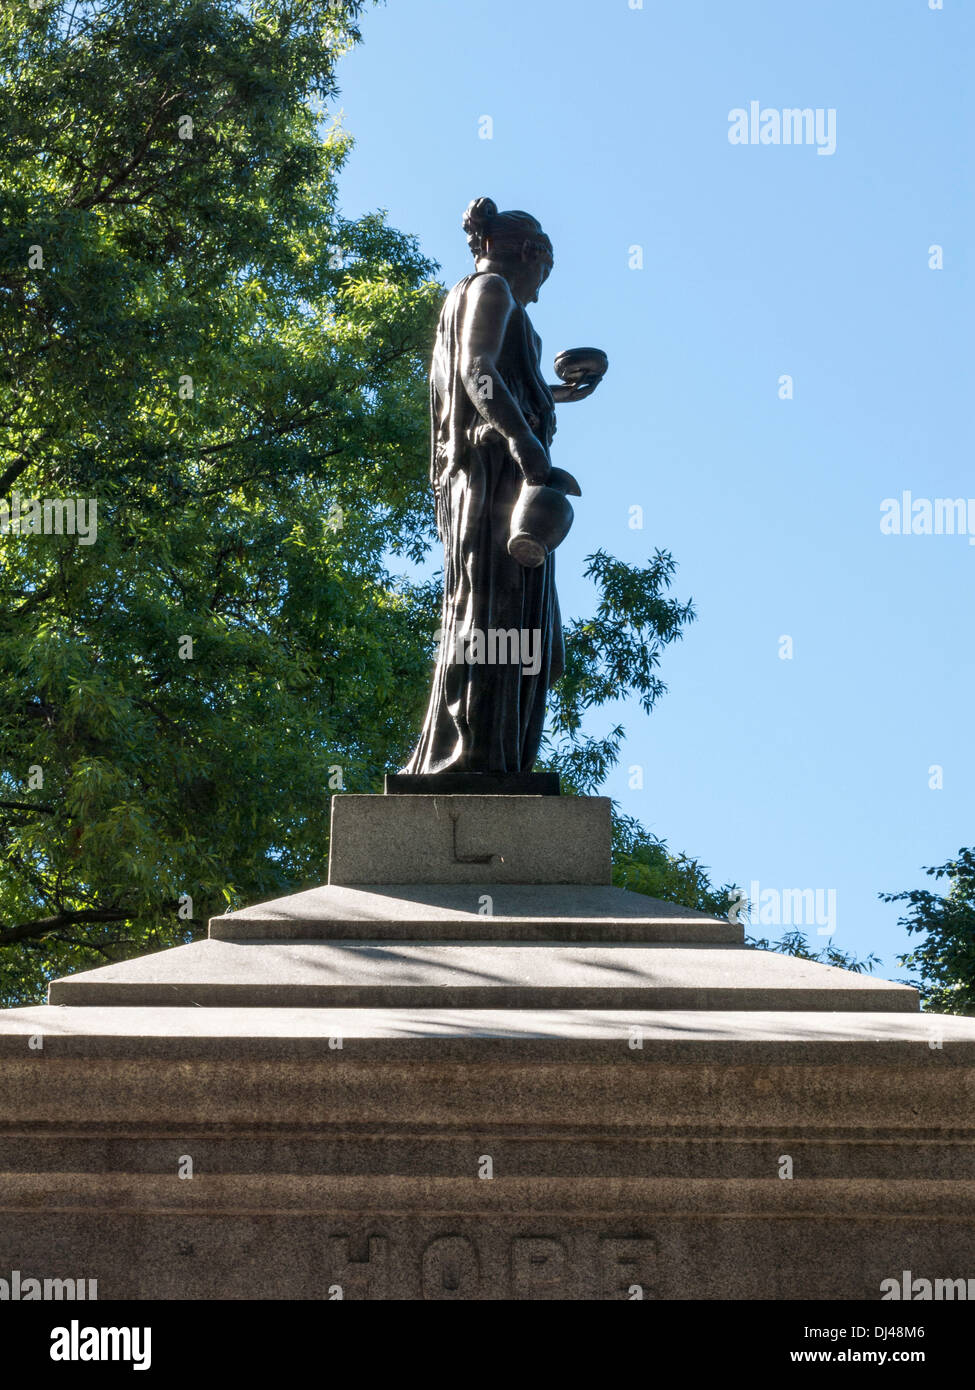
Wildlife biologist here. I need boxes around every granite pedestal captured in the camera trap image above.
[1,794,973,1300]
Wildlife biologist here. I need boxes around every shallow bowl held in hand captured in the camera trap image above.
[554,347,609,386]
[507,466,582,568]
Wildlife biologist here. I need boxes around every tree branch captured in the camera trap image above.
[0,908,131,947]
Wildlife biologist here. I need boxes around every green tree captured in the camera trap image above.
[883,848,975,1014]
[0,0,442,1003]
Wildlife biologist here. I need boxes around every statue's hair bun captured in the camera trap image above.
[462,199,551,264]
[462,197,497,234]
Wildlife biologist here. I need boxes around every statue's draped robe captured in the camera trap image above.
[403,273,563,774]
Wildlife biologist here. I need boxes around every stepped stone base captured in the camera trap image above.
[208,883,742,942]
[1,1008,973,1299]
[46,939,918,1010]
[1,793,973,1300]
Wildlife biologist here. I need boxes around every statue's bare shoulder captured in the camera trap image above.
[461,271,515,314]
[457,273,516,361]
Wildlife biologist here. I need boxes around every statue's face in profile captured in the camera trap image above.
[478,241,553,306]
[530,256,553,302]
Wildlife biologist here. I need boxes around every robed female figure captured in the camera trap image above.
[402,198,603,776]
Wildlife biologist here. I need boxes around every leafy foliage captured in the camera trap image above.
[543,548,694,790]
[883,848,975,1014]
[0,0,442,1003]
[745,928,880,975]
[611,812,734,917]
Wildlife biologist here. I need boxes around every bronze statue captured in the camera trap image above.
[400,197,607,782]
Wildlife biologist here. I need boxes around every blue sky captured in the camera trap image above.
[333,0,973,974]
